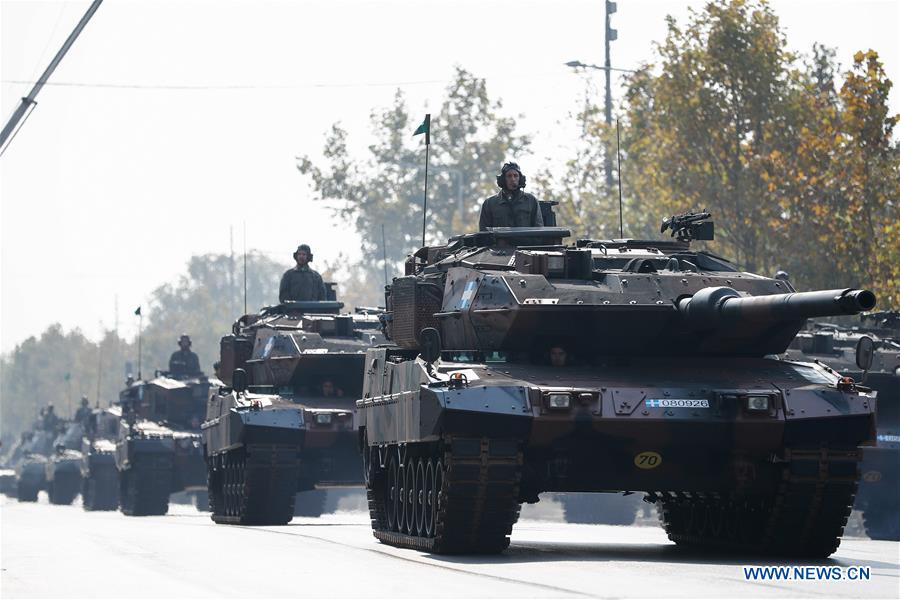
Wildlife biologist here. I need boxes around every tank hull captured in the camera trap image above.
[358,351,875,556]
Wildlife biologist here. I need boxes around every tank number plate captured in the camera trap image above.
[645,399,709,408]
[634,451,662,469]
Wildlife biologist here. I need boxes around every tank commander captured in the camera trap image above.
[169,334,201,377]
[279,244,326,303]
[478,162,544,230]
[41,403,60,431]
[74,395,92,424]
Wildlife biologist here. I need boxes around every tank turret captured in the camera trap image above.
[383,218,875,357]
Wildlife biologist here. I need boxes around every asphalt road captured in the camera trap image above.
[2,494,897,599]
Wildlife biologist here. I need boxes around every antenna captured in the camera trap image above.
[381,223,388,287]
[95,342,103,407]
[616,119,624,238]
[242,221,248,315]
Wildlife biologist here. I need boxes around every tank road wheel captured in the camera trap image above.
[397,459,408,533]
[368,438,523,554]
[385,453,399,531]
[657,447,861,557]
[423,459,436,537]
[404,457,417,535]
[414,459,426,536]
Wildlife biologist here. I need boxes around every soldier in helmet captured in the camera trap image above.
[42,402,60,431]
[279,244,326,303]
[479,162,544,230]
[169,334,201,377]
[74,395,92,425]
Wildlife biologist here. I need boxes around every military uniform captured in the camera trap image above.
[169,348,201,376]
[478,189,544,230]
[279,265,326,302]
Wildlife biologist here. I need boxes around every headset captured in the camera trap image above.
[293,244,314,262]
[496,162,527,190]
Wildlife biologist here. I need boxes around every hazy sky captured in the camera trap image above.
[1,0,897,352]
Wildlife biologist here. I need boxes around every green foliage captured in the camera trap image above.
[297,67,530,293]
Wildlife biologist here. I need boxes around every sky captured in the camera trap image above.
[1,0,897,353]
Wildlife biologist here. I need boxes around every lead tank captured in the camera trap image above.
[204,299,383,525]
[358,214,877,557]
[783,314,899,540]
[116,372,211,515]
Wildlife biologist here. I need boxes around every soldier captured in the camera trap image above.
[279,244,326,303]
[169,334,201,377]
[479,162,544,230]
[74,395,91,425]
[42,403,60,431]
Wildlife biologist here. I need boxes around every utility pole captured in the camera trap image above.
[0,0,105,155]
[604,0,618,189]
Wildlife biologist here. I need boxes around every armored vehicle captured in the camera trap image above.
[783,315,900,540]
[45,421,85,504]
[357,214,877,557]
[13,428,56,501]
[204,300,383,525]
[116,373,210,516]
[81,406,121,510]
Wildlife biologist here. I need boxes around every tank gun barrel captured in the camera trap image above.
[678,287,876,327]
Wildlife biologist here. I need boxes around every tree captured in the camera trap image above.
[297,67,530,293]
[621,0,800,272]
[768,50,899,303]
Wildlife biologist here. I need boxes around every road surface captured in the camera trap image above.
[2,494,897,598]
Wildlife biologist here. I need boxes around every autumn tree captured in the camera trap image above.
[768,50,899,303]
[297,67,530,293]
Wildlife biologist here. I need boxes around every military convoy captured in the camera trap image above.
[783,312,900,540]
[116,372,211,516]
[203,295,383,525]
[5,206,896,559]
[356,214,878,556]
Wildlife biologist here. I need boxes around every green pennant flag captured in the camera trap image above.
[134,306,141,316]
[413,114,430,144]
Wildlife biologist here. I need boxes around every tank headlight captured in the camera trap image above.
[547,393,571,409]
[746,395,770,411]
[315,413,333,425]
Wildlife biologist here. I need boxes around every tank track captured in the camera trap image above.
[367,437,523,554]
[654,446,860,557]
[82,464,119,511]
[208,443,299,525]
[119,454,173,516]
[47,471,82,505]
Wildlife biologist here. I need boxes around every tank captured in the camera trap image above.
[357,213,878,557]
[203,299,384,525]
[783,313,900,540]
[80,407,122,510]
[116,372,211,516]
[12,428,56,501]
[45,421,85,504]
